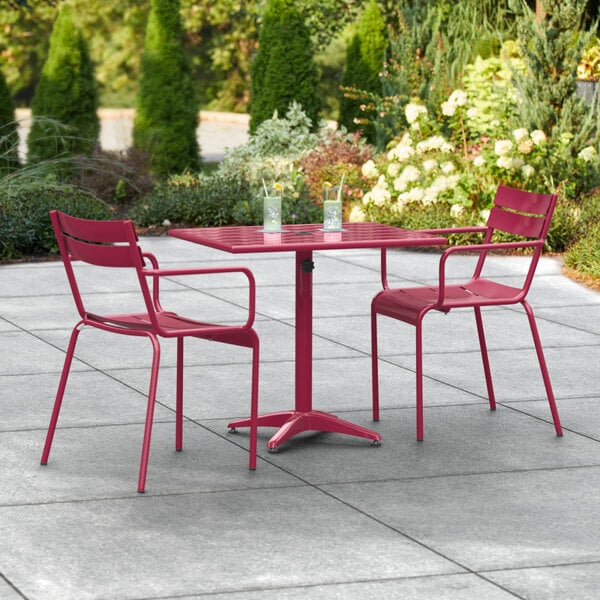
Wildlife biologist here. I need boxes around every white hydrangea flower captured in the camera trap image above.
[496,156,515,169]
[388,143,415,163]
[400,165,421,183]
[369,175,391,206]
[467,107,478,119]
[441,101,456,117]
[473,155,486,167]
[512,128,529,143]
[521,164,535,178]
[422,159,438,172]
[479,209,491,224]
[448,89,468,106]
[450,204,464,218]
[441,142,455,153]
[349,205,365,222]
[447,174,460,188]
[531,130,547,146]
[441,161,455,174]
[405,103,427,124]
[578,146,597,162]
[406,187,425,202]
[494,140,514,156]
[393,177,408,192]
[423,187,438,205]
[361,159,379,178]
[387,162,400,177]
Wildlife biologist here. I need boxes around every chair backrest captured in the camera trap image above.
[50,210,156,323]
[471,185,557,290]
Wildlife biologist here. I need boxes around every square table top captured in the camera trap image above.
[168,222,447,254]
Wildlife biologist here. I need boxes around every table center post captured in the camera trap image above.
[295,250,314,413]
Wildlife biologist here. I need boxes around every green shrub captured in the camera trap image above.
[129,172,252,227]
[133,0,201,177]
[0,186,110,260]
[338,0,387,144]
[564,222,600,279]
[249,0,321,133]
[27,3,99,167]
[0,69,20,174]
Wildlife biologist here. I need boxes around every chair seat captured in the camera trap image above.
[87,311,255,347]
[373,278,523,325]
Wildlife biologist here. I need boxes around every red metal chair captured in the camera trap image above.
[41,210,260,492]
[371,185,563,440]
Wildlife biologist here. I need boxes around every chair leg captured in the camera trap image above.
[474,307,496,410]
[415,317,424,441]
[176,337,184,451]
[41,323,83,465]
[371,309,380,422]
[138,335,161,493]
[249,334,260,471]
[522,301,563,436]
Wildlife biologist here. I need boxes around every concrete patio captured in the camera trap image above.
[1,236,599,599]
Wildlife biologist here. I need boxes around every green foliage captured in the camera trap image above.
[564,222,600,278]
[27,2,99,166]
[509,0,600,152]
[128,172,251,227]
[0,183,109,260]
[249,0,321,133]
[133,0,201,177]
[220,102,321,195]
[0,69,20,173]
[339,0,387,143]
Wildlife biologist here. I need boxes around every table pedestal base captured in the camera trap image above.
[228,410,382,451]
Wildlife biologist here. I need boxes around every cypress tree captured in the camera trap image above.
[338,0,387,143]
[249,0,321,134]
[27,2,99,164]
[133,0,200,177]
[0,68,20,173]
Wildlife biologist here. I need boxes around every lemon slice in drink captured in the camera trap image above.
[272,182,284,192]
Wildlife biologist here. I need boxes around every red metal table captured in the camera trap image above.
[169,222,446,451]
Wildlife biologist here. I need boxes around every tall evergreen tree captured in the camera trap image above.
[249,0,321,134]
[133,0,200,177]
[27,2,99,164]
[510,0,600,151]
[0,68,20,173]
[338,0,387,144]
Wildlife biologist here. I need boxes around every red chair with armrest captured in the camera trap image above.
[371,185,562,440]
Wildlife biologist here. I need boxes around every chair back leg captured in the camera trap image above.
[522,301,563,436]
[41,323,83,465]
[474,307,497,410]
[138,335,161,493]
[176,337,184,451]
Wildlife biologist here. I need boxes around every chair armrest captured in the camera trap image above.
[420,226,488,235]
[436,239,544,305]
[142,264,257,328]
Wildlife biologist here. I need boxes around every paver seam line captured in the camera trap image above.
[115,571,524,600]
[0,572,28,600]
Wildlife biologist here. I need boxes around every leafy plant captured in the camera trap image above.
[133,0,201,177]
[249,0,321,133]
[27,2,99,167]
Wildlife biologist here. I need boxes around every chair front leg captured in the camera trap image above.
[176,337,184,451]
[522,300,563,436]
[415,317,425,441]
[371,309,380,422]
[41,322,83,465]
[474,307,496,410]
[138,334,161,493]
[249,333,260,470]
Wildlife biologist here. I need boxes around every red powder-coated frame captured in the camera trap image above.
[169,222,447,450]
[371,186,563,441]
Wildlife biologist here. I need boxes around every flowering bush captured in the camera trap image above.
[355,83,600,226]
